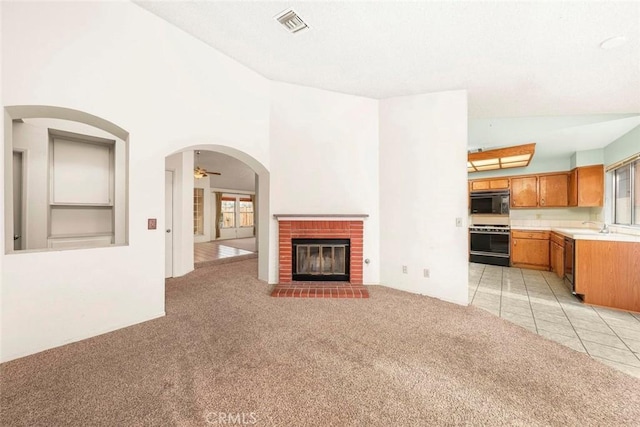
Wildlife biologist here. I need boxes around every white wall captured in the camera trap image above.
[0,2,4,351]
[269,82,380,284]
[1,1,270,362]
[11,122,48,249]
[604,125,640,166]
[165,151,195,276]
[574,148,604,167]
[379,91,469,305]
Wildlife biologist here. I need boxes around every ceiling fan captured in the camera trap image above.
[194,151,221,179]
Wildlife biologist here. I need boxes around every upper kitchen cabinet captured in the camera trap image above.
[510,172,569,208]
[470,178,509,192]
[510,176,538,207]
[568,165,604,207]
[538,173,569,207]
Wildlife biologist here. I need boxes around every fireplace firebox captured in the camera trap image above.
[292,238,350,282]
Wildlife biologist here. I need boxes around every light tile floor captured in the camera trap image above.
[469,262,640,379]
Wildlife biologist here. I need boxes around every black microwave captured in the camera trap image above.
[470,191,510,215]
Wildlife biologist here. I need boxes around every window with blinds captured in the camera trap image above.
[608,153,640,226]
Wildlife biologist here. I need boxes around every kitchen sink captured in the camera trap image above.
[554,228,605,235]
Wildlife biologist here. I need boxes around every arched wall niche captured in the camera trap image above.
[4,105,129,253]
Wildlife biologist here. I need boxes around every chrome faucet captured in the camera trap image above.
[582,221,610,234]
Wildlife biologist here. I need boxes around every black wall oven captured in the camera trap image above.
[470,191,510,215]
[469,225,510,267]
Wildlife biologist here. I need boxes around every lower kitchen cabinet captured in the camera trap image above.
[511,230,550,270]
[575,240,640,312]
[549,232,565,278]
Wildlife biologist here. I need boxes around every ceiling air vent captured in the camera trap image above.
[275,9,308,34]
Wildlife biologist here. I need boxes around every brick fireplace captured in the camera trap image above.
[277,219,364,284]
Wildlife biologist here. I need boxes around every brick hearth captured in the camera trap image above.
[273,217,367,298]
[270,282,369,298]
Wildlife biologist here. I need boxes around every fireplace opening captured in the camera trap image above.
[292,238,350,282]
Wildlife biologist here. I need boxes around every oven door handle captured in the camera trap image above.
[469,231,510,235]
[469,250,510,258]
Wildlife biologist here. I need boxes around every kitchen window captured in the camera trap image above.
[611,156,639,226]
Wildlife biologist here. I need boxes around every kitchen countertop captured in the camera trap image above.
[511,226,640,242]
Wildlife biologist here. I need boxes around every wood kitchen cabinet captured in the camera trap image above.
[575,240,640,312]
[510,177,538,207]
[549,232,565,278]
[470,178,509,192]
[470,165,603,209]
[568,165,604,207]
[539,173,569,207]
[511,230,550,270]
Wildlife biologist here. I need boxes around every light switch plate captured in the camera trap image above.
[456,217,463,227]
[148,218,157,230]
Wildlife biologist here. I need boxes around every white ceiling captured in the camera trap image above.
[195,151,255,192]
[138,1,640,177]
[136,1,639,118]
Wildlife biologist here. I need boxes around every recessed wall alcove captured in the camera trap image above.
[4,105,129,253]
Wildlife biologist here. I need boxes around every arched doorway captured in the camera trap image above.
[164,145,269,282]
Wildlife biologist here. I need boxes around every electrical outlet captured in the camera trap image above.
[402,265,408,274]
[455,217,462,227]
[424,268,430,278]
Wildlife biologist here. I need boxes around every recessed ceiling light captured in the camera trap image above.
[599,36,627,50]
[274,8,309,34]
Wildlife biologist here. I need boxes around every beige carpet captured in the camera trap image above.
[2,259,640,426]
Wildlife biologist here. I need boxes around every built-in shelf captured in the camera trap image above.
[48,232,114,239]
[48,129,116,249]
[47,234,113,250]
[49,203,113,207]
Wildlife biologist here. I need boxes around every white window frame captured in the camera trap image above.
[239,198,254,228]
[608,154,640,227]
[193,188,204,235]
[220,197,236,229]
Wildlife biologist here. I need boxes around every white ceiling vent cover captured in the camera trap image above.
[275,9,308,34]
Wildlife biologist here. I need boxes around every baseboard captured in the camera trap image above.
[0,311,166,363]
[377,283,468,306]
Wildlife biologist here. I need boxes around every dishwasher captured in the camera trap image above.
[564,237,575,293]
